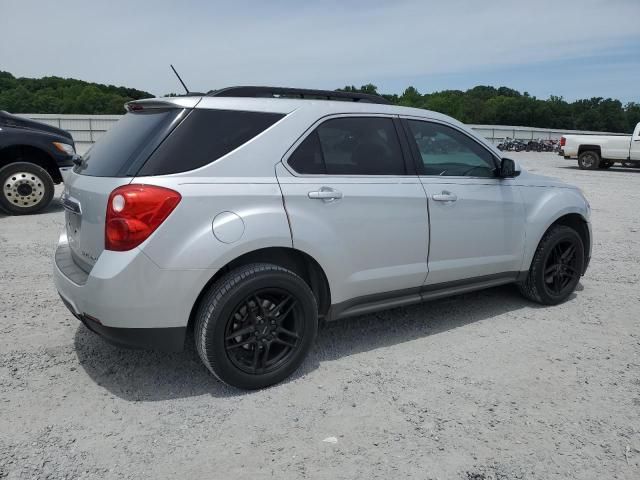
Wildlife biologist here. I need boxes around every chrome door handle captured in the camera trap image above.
[432,191,457,202]
[308,188,343,201]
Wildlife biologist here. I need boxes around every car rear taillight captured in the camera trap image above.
[560,136,566,147]
[105,184,181,251]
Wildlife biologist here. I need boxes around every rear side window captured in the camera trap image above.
[138,109,284,176]
[76,109,183,177]
[288,117,406,175]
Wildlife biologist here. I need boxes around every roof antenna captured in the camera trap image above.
[170,64,190,94]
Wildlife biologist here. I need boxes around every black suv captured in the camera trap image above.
[0,111,75,214]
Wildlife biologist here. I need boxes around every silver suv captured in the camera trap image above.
[54,87,592,389]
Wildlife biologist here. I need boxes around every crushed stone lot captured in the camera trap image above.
[1,152,639,479]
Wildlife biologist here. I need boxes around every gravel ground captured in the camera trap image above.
[1,152,639,480]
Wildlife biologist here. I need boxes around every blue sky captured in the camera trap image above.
[1,0,638,102]
[380,40,640,102]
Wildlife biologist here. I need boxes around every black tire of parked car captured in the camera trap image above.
[195,263,318,389]
[577,151,600,170]
[0,162,55,215]
[518,225,585,305]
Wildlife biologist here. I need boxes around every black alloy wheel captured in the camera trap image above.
[541,239,581,299]
[195,263,318,389]
[518,225,585,305]
[224,289,303,375]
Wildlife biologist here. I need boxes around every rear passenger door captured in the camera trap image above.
[276,115,430,305]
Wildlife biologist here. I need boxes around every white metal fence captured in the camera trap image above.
[20,113,624,155]
[470,125,624,144]
[21,114,120,154]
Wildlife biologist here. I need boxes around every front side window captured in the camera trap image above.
[288,117,405,175]
[407,120,496,177]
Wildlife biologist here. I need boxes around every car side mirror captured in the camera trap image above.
[499,157,520,178]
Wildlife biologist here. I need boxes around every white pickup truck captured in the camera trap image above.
[560,122,640,170]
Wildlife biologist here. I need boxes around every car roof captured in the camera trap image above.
[138,95,463,127]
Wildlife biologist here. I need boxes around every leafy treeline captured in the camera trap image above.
[1,71,638,132]
[342,84,640,133]
[0,71,152,114]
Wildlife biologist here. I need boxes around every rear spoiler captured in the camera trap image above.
[124,97,202,112]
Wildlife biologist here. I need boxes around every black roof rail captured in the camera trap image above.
[207,86,392,105]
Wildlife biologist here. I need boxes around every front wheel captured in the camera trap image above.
[195,263,318,389]
[518,225,585,305]
[0,162,55,215]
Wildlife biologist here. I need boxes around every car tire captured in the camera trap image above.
[195,263,318,389]
[577,151,600,170]
[518,225,585,305]
[0,162,55,215]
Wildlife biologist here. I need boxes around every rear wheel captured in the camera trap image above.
[0,162,54,215]
[195,263,318,389]
[577,151,600,170]
[518,225,585,305]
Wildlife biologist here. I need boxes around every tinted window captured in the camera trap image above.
[407,120,496,177]
[288,131,325,174]
[139,109,284,176]
[288,117,405,175]
[77,109,182,177]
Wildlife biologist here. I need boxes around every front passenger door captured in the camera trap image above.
[404,118,526,286]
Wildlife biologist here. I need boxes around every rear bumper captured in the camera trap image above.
[54,232,216,351]
[80,313,186,352]
[559,149,576,160]
[60,294,185,351]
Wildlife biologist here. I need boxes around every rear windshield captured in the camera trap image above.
[137,109,285,176]
[76,109,183,177]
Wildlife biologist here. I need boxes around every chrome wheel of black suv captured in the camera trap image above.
[0,162,54,215]
[195,263,317,389]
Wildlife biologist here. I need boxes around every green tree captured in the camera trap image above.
[0,71,152,114]
[625,103,640,132]
[1,70,636,132]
